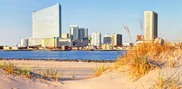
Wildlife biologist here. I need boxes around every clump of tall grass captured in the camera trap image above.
[152,72,182,89]
[0,62,32,78]
[128,55,155,81]
[40,67,62,81]
[94,65,110,77]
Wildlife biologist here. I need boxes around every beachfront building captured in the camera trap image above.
[58,38,72,47]
[82,37,89,46]
[62,33,69,39]
[88,36,92,46]
[32,3,62,38]
[91,32,101,47]
[42,37,58,48]
[29,3,62,46]
[103,34,111,44]
[70,25,79,41]
[144,11,158,41]
[18,38,28,47]
[78,28,88,41]
[28,38,42,47]
[101,44,112,50]
[112,33,122,47]
[136,35,144,45]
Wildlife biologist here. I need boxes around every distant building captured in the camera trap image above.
[82,37,89,46]
[29,3,62,47]
[32,3,61,38]
[78,28,88,41]
[101,44,112,50]
[70,25,79,40]
[28,38,42,47]
[136,35,144,45]
[144,11,158,41]
[3,46,18,50]
[42,37,58,48]
[91,32,101,47]
[18,38,28,47]
[88,36,92,46]
[112,33,122,47]
[58,38,72,47]
[103,34,111,44]
[62,33,69,39]
[136,35,144,41]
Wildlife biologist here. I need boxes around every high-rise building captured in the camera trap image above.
[32,3,62,38]
[78,28,88,41]
[62,33,69,39]
[103,34,111,44]
[70,25,79,40]
[91,32,101,47]
[112,33,122,47]
[144,11,158,41]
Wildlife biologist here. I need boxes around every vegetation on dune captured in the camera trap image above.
[115,42,182,81]
[40,67,62,81]
[0,62,63,81]
[94,65,110,77]
[0,62,32,78]
[151,71,182,89]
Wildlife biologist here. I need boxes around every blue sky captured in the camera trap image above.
[0,0,182,46]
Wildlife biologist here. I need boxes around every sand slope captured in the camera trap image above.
[1,60,182,89]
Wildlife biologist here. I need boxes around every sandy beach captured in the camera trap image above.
[0,60,114,89]
[1,60,182,89]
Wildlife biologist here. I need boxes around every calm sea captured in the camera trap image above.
[0,50,124,60]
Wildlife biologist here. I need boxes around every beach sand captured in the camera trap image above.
[0,60,113,89]
[1,60,182,89]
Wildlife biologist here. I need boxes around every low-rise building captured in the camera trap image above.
[3,46,11,50]
[101,44,112,50]
[42,37,58,48]
[18,38,28,47]
[28,37,42,47]
[0,46,3,50]
[62,33,69,39]
[61,46,69,50]
[3,46,18,50]
[58,38,72,47]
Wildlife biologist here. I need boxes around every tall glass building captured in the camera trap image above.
[32,3,62,38]
[144,11,158,41]
[78,28,88,41]
[70,25,79,40]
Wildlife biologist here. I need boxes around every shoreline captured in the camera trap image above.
[0,58,116,63]
[0,49,125,51]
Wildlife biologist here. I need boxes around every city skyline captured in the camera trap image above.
[0,0,182,46]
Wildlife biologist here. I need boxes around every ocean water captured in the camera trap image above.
[0,50,124,60]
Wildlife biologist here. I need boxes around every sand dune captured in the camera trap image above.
[0,60,182,89]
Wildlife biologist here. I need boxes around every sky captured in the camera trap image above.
[0,0,182,46]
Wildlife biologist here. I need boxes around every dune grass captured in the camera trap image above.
[0,62,32,78]
[152,72,182,89]
[94,65,110,77]
[115,42,182,81]
[0,62,63,81]
[40,67,62,81]
[128,55,155,81]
